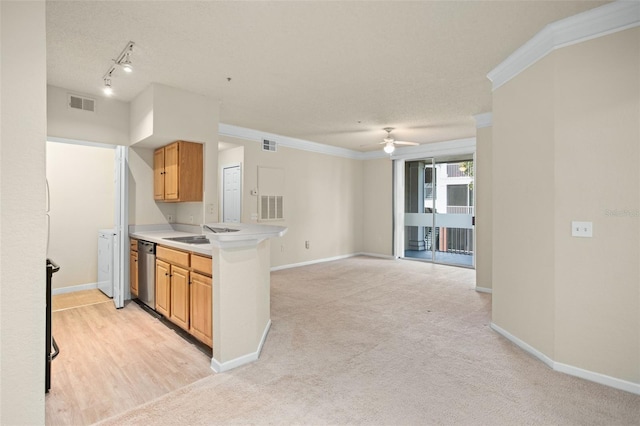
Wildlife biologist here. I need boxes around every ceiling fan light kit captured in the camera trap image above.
[383,141,395,154]
[378,127,419,154]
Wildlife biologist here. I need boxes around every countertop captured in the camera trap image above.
[129,223,287,254]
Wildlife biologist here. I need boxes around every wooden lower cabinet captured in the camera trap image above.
[130,250,139,297]
[154,245,213,348]
[155,259,171,318]
[170,265,190,331]
[190,271,212,346]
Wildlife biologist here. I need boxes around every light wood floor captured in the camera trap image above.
[45,297,213,425]
[52,289,110,312]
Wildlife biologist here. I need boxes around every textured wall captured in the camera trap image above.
[46,142,115,289]
[492,27,640,384]
[0,2,47,423]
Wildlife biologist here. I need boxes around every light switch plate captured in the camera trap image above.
[572,221,593,237]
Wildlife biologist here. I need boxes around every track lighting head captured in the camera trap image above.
[121,53,133,73]
[103,78,113,95]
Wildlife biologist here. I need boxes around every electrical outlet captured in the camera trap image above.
[251,213,258,221]
[167,214,173,223]
[571,221,593,238]
[207,204,215,215]
[305,240,310,249]
[189,215,194,224]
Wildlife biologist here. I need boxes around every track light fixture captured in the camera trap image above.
[101,41,135,95]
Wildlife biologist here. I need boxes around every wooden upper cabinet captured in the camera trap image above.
[153,148,165,200]
[153,141,203,202]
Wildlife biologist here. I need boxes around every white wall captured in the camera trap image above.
[0,2,47,423]
[47,85,130,146]
[46,142,115,290]
[362,158,393,256]
[220,136,364,267]
[492,27,640,385]
[128,146,176,225]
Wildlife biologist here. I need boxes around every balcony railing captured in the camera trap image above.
[446,206,474,215]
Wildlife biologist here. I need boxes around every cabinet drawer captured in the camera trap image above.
[191,254,212,276]
[156,245,190,268]
[130,238,138,251]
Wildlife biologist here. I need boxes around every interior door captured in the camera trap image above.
[222,165,241,223]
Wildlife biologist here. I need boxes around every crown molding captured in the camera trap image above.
[219,123,476,161]
[390,137,476,161]
[473,112,492,129]
[219,123,363,160]
[488,1,640,91]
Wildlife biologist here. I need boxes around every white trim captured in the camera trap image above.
[473,112,492,129]
[488,1,640,90]
[491,323,555,368]
[555,362,640,396]
[271,253,358,271]
[390,137,476,161]
[47,136,117,150]
[52,282,98,295]
[491,322,640,395]
[210,320,271,373]
[475,286,492,294]
[219,123,362,160]
[357,252,395,260]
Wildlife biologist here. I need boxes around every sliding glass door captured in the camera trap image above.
[402,156,474,267]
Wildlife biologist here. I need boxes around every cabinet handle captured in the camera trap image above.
[165,273,169,276]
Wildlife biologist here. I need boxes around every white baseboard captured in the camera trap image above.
[52,282,98,295]
[357,252,395,260]
[210,320,271,373]
[491,322,640,395]
[475,286,493,294]
[271,252,395,272]
[271,253,358,271]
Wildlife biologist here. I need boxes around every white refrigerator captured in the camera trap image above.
[97,229,115,298]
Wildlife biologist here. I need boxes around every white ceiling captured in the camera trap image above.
[46,1,608,152]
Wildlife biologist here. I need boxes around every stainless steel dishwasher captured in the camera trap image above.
[137,240,156,309]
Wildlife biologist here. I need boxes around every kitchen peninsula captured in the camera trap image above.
[130,223,287,372]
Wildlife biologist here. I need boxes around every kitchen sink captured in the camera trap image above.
[203,225,240,233]
[163,235,211,244]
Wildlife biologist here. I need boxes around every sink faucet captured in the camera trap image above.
[202,224,218,233]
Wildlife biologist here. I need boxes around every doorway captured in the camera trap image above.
[400,156,475,268]
[46,138,128,308]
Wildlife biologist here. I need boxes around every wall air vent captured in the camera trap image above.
[260,195,284,221]
[262,139,277,152]
[68,94,95,112]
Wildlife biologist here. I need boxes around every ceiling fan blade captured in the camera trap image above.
[394,141,419,146]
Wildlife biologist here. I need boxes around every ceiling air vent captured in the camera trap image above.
[68,94,95,112]
[262,139,277,152]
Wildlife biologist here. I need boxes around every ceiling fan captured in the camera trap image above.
[379,127,419,154]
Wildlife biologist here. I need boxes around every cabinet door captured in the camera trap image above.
[170,265,190,331]
[153,147,165,200]
[155,259,171,317]
[190,271,212,347]
[130,251,138,297]
[163,142,179,200]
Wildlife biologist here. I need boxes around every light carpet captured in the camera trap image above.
[100,256,639,425]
